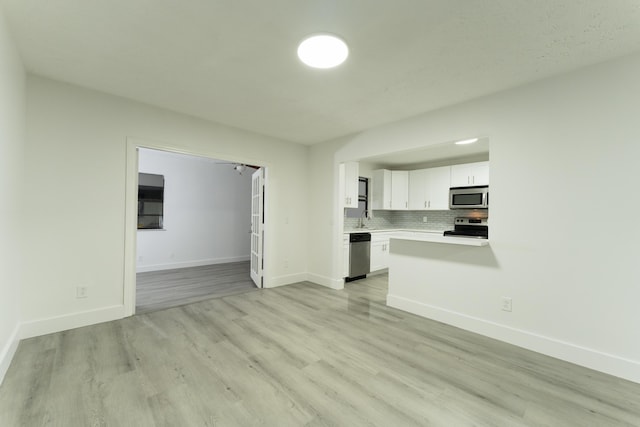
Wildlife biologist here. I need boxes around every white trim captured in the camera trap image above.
[124,137,272,317]
[368,268,388,277]
[306,273,344,290]
[0,324,20,386]
[136,256,250,273]
[267,272,308,288]
[387,294,640,384]
[19,305,126,340]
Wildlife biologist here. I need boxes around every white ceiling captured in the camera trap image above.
[3,0,640,145]
[361,138,490,168]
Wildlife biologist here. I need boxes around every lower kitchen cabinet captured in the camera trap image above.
[343,234,350,278]
[370,233,392,272]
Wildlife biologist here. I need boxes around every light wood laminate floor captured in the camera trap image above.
[136,261,257,314]
[2,274,640,426]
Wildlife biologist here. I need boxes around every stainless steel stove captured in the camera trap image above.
[443,217,488,239]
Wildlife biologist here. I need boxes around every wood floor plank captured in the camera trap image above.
[2,274,640,426]
[136,261,257,314]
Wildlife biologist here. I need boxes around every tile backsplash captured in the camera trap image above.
[344,209,486,231]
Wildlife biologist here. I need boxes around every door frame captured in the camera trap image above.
[123,137,269,316]
[250,167,265,288]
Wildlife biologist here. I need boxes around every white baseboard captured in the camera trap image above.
[136,256,250,273]
[306,273,344,290]
[20,305,126,340]
[267,272,309,288]
[0,324,20,386]
[368,268,388,277]
[387,294,640,384]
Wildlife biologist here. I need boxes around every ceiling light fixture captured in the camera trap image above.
[297,34,349,69]
[455,138,479,145]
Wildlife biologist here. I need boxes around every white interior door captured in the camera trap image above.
[250,168,264,288]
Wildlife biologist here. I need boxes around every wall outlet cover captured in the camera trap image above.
[76,286,88,299]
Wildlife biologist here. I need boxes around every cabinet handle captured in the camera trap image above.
[472,176,475,184]
[428,200,431,208]
[424,201,427,208]
[405,201,408,208]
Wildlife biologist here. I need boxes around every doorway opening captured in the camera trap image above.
[124,142,267,315]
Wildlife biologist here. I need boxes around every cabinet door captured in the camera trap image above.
[343,239,349,278]
[391,171,408,210]
[471,161,489,186]
[370,241,386,272]
[425,166,451,210]
[370,235,391,272]
[343,162,359,208]
[372,169,392,209]
[450,163,474,187]
[451,162,490,187]
[408,169,428,210]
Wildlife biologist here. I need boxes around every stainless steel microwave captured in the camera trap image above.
[449,186,489,209]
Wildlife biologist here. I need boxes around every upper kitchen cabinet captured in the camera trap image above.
[409,166,451,210]
[341,162,359,208]
[390,170,409,210]
[372,169,392,209]
[450,161,489,187]
[408,169,428,209]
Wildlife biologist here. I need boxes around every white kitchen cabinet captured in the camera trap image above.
[425,166,451,210]
[409,166,451,210]
[450,161,489,187]
[408,169,428,210]
[391,170,409,210]
[343,234,350,278]
[372,169,392,210]
[370,233,392,272]
[342,162,359,208]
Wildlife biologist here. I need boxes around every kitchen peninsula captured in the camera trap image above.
[385,231,498,346]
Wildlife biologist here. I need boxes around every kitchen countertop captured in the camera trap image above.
[343,228,489,247]
[343,228,444,234]
[389,231,489,247]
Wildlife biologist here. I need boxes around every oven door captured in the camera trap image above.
[449,186,488,209]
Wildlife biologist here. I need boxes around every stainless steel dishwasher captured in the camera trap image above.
[347,232,371,282]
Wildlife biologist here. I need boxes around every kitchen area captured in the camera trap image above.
[341,137,490,283]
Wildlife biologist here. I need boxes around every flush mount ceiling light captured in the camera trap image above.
[455,138,479,145]
[297,34,349,69]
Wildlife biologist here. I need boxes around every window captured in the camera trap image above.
[138,173,164,229]
[346,177,369,218]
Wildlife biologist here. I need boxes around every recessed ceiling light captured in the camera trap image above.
[297,34,349,69]
[455,138,479,145]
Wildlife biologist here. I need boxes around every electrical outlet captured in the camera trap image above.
[501,297,512,312]
[284,259,289,269]
[422,216,428,223]
[138,255,143,262]
[76,286,88,299]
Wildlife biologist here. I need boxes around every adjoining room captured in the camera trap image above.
[135,148,264,313]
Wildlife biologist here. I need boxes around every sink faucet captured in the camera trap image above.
[358,209,369,228]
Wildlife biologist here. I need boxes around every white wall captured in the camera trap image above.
[21,76,308,337]
[137,148,252,272]
[0,5,25,383]
[309,52,640,382]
